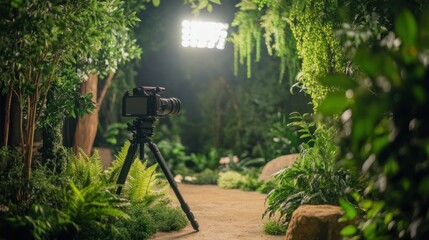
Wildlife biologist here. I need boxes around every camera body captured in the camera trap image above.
[122,86,181,117]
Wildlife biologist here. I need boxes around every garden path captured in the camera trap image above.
[151,184,284,240]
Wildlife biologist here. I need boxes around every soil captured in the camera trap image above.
[151,184,285,240]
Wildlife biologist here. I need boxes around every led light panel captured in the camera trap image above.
[181,20,229,50]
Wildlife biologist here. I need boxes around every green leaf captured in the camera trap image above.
[383,158,399,175]
[340,225,357,236]
[359,199,373,210]
[318,93,348,115]
[320,74,357,90]
[353,49,378,77]
[211,0,221,4]
[339,198,356,220]
[207,3,213,12]
[153,0,160,7]
[395,9,417,46]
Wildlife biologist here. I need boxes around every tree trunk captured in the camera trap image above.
[2,84,13,146]
[74,74,99,155]
[24,95,37,182]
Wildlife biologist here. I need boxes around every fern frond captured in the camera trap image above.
[107,140,131,182]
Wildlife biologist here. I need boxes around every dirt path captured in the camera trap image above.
[151,184,284,240]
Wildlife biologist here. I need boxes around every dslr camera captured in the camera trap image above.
[122,86,181,117]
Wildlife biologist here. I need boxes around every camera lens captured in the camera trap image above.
[159,97,181,115]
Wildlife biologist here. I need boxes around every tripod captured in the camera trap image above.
[115,117,199,231]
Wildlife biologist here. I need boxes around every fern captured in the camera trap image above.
[107,140,131,183]
[63,181,129,237]
[107,141,169,205]
[65,149,105,188]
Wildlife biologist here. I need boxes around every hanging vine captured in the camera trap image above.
[289,0,345,109]
[230,0,299,82]
[230,0,345,109]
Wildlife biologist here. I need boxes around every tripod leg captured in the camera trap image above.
[148,141,200,231]
[116,141,139,195]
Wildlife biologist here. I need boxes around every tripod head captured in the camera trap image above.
[127,117,157,140]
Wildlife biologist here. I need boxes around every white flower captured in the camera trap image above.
[174,174,183,183]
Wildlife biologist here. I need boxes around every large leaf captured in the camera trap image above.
[395,9,417,46]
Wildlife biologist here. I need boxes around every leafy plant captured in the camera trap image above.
[319,9,429,239]
[263,114,361,228]
[263,220,287,235]
[5,180,129,240]
[148,203,188,232]
[226,154,265,172]
[256,179,277,194]
[155,139,191,175]
[95,122,129,154]
[188,169,219,185]
[266,115,301,159]
[217,171,245,189]
[239,174,263,192]
[65,149,105,189]
[108,141,169,205]
[0,0,142,181]
[112,203,156,240]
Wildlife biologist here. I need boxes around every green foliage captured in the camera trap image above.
[95,122,129,153]
[66,149,105,188]
[239,174,263,191]
[256,179,277,194]
[156,139,191,175]
[230,0,299,81]
[289,0,345,109]
[184,0,222,15]
[226,154,265,172]
[217,171,245,189]
[188,150,220,173]
[113,203,157,240]
[0,0,142,179]
[319,9,429,239]
[109,141,169,205]
[0,141,186,239]
[266,115,301,159]
[3,176,129,240]
[263,220,286,235]
[189,169,219,185]
[264,114,361,228]
[148,204,188,232]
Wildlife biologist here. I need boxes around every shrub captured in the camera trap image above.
[263,220,286,235]
[217,171,245,189]
[256,180,277,194]
[264,114,361,228]
[149,204,188,232]
[113,204,157,240]
[190,169,219,185]
[239,174,263,192]
[319,9,429,239]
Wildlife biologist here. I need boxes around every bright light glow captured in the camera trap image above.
[181,20,229,50]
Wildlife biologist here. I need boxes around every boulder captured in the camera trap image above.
[259,154,298,180]
[285,205,345,240]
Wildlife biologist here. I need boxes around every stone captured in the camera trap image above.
[259,154,299,180]
[285,205,345,240]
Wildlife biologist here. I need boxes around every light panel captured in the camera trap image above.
[181,20,229,50]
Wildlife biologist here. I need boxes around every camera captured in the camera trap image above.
[122,86,181,117]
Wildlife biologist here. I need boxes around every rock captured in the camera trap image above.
[259,154,299,180]
[285,205,345,240]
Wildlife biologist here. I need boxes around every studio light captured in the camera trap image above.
[181,20,229,50]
